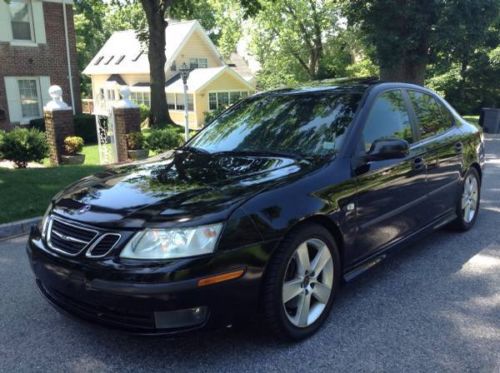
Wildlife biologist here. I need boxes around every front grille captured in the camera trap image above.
[86,233,121,258]
[47,217,98,256]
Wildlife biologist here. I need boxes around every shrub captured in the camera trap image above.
[203,108,226,125]
[139,104,150,123]
[63,136,84,155]
[29,118,46,132]
[74,114,97,144]
[0,128,49,168]
[126,131,145,150]
[0,130,5,159]
[145,128,183,153]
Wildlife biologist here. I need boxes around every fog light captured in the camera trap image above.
[154,307,208,329]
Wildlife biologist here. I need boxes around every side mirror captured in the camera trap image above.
[366,138,410,161]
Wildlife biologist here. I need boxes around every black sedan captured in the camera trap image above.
[27,80,485,341]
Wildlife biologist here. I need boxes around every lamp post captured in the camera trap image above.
[179,62,191,142]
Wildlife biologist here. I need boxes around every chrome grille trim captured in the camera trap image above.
[85,233,122,259]
[46,216,99,257]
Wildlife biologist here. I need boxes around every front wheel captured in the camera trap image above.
[450,168,481,231]
[261,224,341,341]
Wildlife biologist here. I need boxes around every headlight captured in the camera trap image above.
[40,205,52,239]
[120,223,223,260]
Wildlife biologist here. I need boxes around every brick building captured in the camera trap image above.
[0,0,80,129]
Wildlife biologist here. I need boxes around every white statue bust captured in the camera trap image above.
[114,86,138,109]
[44,85,71,111]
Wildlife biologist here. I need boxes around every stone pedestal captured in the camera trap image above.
[44,85,74,166]
[45,109,75,166]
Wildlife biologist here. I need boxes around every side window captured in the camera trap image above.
[362,90,413,152]
[408,91,452,139]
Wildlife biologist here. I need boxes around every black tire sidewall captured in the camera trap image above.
[263,224,341,341]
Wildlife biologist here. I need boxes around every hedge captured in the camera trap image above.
[29,114,98,144]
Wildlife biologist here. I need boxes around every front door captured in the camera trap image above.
[351,90,429,262]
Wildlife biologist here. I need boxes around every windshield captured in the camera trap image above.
[188,92,362,158]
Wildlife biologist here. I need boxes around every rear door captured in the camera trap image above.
[351,89,429,261]
[407,90,463,218]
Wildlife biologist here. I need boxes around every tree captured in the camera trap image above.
[345,0,500,85]
[138,0,174,126]
[74,0,109,97]
[249,0,356,89]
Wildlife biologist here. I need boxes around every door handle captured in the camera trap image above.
[455,142,464,153]
[413,157,426,171]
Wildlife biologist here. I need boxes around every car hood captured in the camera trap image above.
[51,151,310,229]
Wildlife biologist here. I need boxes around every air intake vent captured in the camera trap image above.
[86,233,121,258]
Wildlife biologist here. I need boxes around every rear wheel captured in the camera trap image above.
[450,168,481,231]
[262,224,341,341]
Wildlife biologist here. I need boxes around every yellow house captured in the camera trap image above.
[82,20,256,129]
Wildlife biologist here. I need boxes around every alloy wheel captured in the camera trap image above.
[461,174,479,223]
[282,238,334,328]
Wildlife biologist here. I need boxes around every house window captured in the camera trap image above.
[208,91,249,111]
[18,79,40,118]
[189,58,208,69]
[130,91,151,107]
[175,94,185,110]
[9,0,34,42]
[166,93,194,111]
[209,93,217,111]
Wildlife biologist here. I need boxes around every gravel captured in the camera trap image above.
[1,135,499,373]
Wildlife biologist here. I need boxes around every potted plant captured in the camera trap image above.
[126,131,149,160]
[61,136,85,165]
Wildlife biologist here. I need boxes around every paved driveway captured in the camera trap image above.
[1,136,499,373]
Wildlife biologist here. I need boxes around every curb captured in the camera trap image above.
[0,216,41,240]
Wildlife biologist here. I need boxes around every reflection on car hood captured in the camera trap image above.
[51,151,310,228]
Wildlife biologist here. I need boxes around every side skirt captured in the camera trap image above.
[342,210,457,282]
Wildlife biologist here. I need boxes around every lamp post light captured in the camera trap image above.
[179,62,191,142]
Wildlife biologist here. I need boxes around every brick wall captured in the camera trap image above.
[0,2,81,130]
[44,109,75,165]
[113,107,141,163]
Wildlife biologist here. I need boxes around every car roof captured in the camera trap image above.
[261,78,431,96]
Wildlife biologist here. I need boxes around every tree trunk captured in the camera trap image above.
[140,0,174,127]
[380,59,427,86]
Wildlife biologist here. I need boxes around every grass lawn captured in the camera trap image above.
[0,165,103,224]
[82,144,100,165]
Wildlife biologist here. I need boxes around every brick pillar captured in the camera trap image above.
[113,87,141,163]
[44,86,74,166]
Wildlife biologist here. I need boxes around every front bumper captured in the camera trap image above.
[27,226,277,335]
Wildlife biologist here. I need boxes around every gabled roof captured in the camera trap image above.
[165,66,255,93]
[106,74,127,85]
[83,20,224,76]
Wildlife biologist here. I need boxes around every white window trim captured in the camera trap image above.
[9,0,36,44]
[16,76,43,124]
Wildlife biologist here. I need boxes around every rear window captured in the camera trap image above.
[408,91,453,140]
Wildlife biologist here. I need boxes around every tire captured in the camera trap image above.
[261,223,341,341]
[450,167,481,231]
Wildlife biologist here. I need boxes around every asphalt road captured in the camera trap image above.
[1,136,499,373]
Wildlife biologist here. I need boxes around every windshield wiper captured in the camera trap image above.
[180,146,210,155]
[211,150,305,160]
